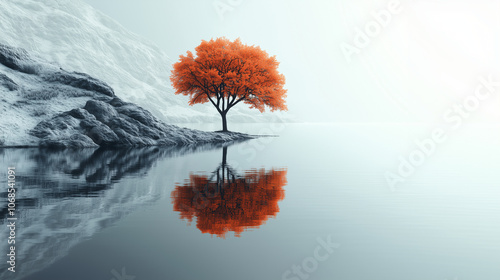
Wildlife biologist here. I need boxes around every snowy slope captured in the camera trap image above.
[0,43,254,147]
[0,0,290,124]
[0,44,112,146]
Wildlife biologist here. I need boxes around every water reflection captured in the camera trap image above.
[0,143,240,280]
[171,147,288,238]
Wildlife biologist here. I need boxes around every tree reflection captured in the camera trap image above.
[171,147,287,238]
[0,143,246,280]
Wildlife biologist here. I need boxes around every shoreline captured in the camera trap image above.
[0,132,260,149]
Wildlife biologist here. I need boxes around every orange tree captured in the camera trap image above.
[170,37,287,132]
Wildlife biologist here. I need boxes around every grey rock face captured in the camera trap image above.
[0,43,114,98]
[87,125,120,145]
[42,71,114,97]
[83,100,118,123]
[0,73,18,91]
[30,97,254,148]
[40,134,98,148]
[0,44,38,74]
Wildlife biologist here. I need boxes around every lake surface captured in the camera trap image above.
[1,124,499,280]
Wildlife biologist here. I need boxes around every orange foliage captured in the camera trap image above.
[170,37,287,115]
[171,168,287,238]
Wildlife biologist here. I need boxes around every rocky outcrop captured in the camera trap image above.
[0,43,114,96]
[0,73,17,91]
[0,43,39,74]
[41,71,114,97]
[30,97,254,148]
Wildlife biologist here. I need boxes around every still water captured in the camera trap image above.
[0,124,499,280]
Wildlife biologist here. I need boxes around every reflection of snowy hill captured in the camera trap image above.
[0,144,227,280]
[0,0,290,123]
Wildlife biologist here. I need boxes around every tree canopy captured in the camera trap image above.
[170,37,287,131]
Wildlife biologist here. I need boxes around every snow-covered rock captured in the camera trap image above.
[31,98,255,148]
[0,44,112,146]
[0,0,290,124]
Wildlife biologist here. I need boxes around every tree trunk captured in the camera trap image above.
[221,112,228,132]
[222,146,227,167]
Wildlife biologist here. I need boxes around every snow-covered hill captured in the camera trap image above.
[0,0,289,124]
[0,43,254,147]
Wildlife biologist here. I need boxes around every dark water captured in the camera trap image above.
[1,124,499,280]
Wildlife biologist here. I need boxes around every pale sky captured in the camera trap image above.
[83,0,500,123]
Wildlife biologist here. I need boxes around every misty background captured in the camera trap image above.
[82,0,500,124]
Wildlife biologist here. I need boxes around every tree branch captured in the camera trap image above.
[207,93,222,114]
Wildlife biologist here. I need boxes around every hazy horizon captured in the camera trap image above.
[82,0,499,124]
